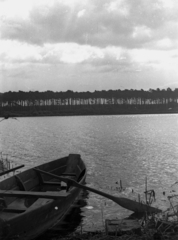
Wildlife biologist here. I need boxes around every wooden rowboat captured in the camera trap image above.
[0,154,86,240]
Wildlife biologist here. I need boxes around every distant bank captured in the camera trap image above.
[0,106,178,118]
[1,88,178,117]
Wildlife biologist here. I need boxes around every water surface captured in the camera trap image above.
[0,114,178,234]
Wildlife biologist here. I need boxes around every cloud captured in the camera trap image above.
[1,0,178,49]
[0,40,42,62]
[105,0,130,17]
[1,38,178,76]
[1,0,178,92]
[77,9,86,18]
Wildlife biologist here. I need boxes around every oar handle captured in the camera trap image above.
[34,168,117,200]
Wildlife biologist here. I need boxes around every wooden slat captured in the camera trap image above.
[0,190,68,199]
[61,173,76,176]
[50,165,67,174]
[0,176,18,191]
[23,177,40,191]
[41,164,67,175]
[2,208,26,213]
[41,158,67,173]
[39,165,67,182]
[18,170,38,182]
[43,181,61,186]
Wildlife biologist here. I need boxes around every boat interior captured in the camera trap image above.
[0,154,86,220]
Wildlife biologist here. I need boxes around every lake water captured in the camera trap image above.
[1,114,178,236]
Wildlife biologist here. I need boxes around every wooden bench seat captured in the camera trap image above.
[0,190,69,199]
[60,173,76,177]
[43,181,61,186]
[2,208,26,213]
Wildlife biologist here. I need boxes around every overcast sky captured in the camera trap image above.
[0,0,178,92]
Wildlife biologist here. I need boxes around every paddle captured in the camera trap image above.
[0,164,24,176]
[34,168,162,214]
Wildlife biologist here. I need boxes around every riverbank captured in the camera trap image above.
[41,229,178,240]
[0,107,178,118]
[37,214,178,240]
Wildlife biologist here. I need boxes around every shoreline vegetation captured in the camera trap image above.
[0,88,178,118]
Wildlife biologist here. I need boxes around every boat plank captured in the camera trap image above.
[43,181,61,186]
[0,190,68,199]
[18,170,38,182]
[39,165,67,181]
[23,177,40,191]
[2,208,26,213]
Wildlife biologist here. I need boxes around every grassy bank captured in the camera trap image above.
[47,229,178,240]
[38,214,178,240]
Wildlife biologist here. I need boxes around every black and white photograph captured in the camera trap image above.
[0,1,178,239]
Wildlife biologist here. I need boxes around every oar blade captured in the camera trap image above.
[112,196,161,213]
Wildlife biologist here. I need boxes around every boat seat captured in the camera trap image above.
[0,190,69,199]
[60,173,76,177]
[2,208,26,213]
[43,181,62,187]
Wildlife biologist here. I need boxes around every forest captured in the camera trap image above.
[0,88,178,116]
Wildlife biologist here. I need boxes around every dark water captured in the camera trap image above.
[1,114,178,237]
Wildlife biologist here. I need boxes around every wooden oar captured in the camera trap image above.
[34,168,162,214]
[0,165,24,176]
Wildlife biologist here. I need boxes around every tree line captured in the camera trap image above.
[0,88,178,115]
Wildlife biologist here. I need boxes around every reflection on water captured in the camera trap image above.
[1,114,178,237]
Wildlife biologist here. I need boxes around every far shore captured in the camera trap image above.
[0,108,178,118]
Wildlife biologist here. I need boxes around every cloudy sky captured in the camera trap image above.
[0,0,178,92]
